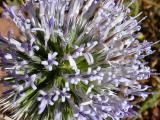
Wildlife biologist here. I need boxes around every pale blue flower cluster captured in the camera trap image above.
[0,0,155,120]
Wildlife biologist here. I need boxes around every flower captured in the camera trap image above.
[0,0,155,120]
[41,52,58,71]
[37,90,55,114]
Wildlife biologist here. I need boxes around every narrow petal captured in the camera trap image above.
[52,61,58,66]
[84,52,94,65]
[39,90,47,96]
[41,61,48,66]
[61,96,65,102]
[38,100,47,114]
[47,65,53,71]
[31,83,37,90]
[52,52,58,58]
[48,53,52,60]
[68,55,78,71]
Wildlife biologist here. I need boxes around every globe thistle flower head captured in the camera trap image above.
[0,0,155,120]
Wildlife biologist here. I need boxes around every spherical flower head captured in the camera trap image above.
[0,0,154,120]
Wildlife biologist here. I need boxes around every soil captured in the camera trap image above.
[0,18,20,37]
